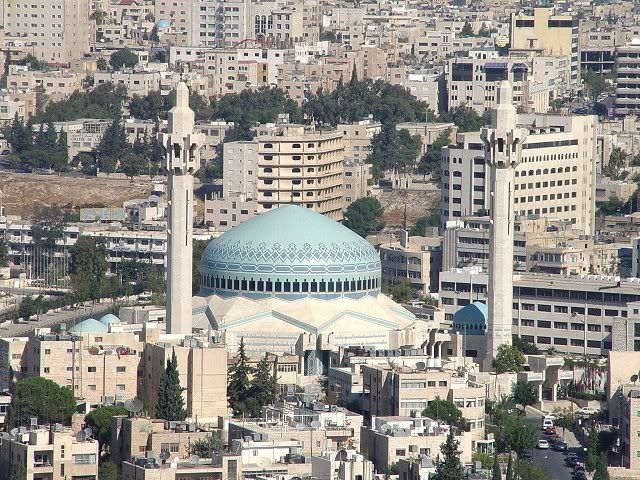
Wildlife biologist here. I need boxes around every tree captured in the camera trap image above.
[95,117,130,174]
[129,91,165,121]
[98,462,118,480]
[410,212,440,236]
[248,356,279,416]
[417,129,451,180]
[8,462,25,480]
[511,335,540,354]
[514,461,549,480]
[8,377,76,427]
[439,106,488,132]
[383,281,413,303]
[343,197,383,237]
[18,295,37,319]
[432,428,467,480]
[592,454,609,480]
[90,9,108,24]
[97,58,108,71]
[85,405,128,448]
[511,381,538,407]
[491,452,502,480]
[155,349,186,421]
[492,344,525,374]
[0,237,9,267]
[505,454,513,480]
[109,48,138,70]
[423,397,465,430]
[227,338,253,417]
[502,416,536,455]
[36,82,127,123]
[598,195,625,216]
[460,21,474,37]
[118,153,147,179]
[69,237,109,301]
[582,69,610,102]
[554,412,575,436]
[603,147,627,180]
[188,431,224,457]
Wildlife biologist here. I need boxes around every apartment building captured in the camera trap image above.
[228,399,363,457]
[2,0,91,64]
[142,338,228,421]
[6,68,83,102]
[0,326,143,403]
[439,268,640,356]
[447,54,549,114]
[615,39,640,117]
[379,233,442,293]
[441,113,597,236]
[337,119,381,162]
[94,71,161,97]
[361,365,485,439]
[204,125,345,229]
[359,415,474,473]
[510,7,579,88]
[343,161,371,207]
[110,416,220,465]
[0,427,99,480]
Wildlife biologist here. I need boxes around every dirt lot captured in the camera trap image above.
[378,189,440,229]
[0,173,152,217]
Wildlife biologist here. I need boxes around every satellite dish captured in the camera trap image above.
[125,398,144,415]
[255,457,273,469]
[159,450,170,461]
[310,420,322,429]
[9,428,18,436]
[416,361,426,370]
[76,431,86,441]
[83,427,93,439]
[188,455,200,465]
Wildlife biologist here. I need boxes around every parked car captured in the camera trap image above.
[553,439,568,452]
[574,471,587,480]
[576,407,599,416]
[537,439,550,449]
[520,452,533,462]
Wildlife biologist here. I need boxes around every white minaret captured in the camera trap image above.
[481,81,527,370]
[162,83,203,334]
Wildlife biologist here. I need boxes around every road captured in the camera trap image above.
[0,302,118,337]
[525,407,583,480]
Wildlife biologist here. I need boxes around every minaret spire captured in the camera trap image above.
[481,80,527,370]
[162,82,204,335]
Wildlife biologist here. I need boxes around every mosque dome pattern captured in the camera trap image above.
[200,206,381,299]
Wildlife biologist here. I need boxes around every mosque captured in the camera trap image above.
[191,205,435,375]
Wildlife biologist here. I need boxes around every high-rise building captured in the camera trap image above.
[615,39,640,117]
[510,7,579,89]
[481,81,526,369]
[162,83,203,335]
[2,0,91,63]
[440,113,597,235]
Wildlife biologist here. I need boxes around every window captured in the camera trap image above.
[44,349,51,355]
[116,366,126,372]
[395,449,406,456]
[88,367,97,373]
[73,454,97,464]
[116,384,126,390]
[44,367,50,373]
[88,385,96,391]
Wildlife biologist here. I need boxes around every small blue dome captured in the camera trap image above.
[200,205,381,299]
[452,302,487,335]
[70,318,109,334]
[156,19,170,30]
[99,313,121,326]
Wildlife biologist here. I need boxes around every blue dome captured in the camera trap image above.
[156,19,170,29]
[452,302,487,335]
[99,314,120,326]
[70,318,109,334]
[200,205,381,299]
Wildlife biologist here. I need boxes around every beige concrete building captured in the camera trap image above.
[379,233,442,294]
[204,125,346,230]
[94,71,161,97]
[615,40,640,117]
[110,416,222,466]
[360,415,474,473]
[510,7,579,88]
[142,339,228,421]
[361,365,485,439]
[337,119,381,163]
[0,427,99,480]
[1,0,91,64]
[343,160,371,208]
[0,326,143,405]
[6,68,83,102]
[121,454,244,480]
[441,113,597,236]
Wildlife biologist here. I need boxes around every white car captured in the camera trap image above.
[576,407,599,416]
[537,439,550,449]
